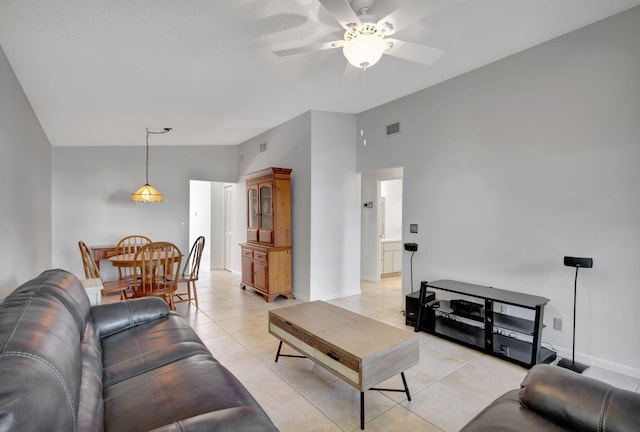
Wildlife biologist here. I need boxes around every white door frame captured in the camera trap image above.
[223,184,233,271]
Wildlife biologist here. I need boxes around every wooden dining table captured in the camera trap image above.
[91,244,118,270]
[108,251,182,268]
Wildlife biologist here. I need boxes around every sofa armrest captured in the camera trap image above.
[148,407,279,432]
[520,364,640,432]
[90,297,170,338]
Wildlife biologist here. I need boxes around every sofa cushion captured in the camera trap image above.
[459,389,567,432]
[7,269,91,334]
[0,272,86,431]
[520,364,640,432]
[102,353,275,432]
[100,312,211,387]
[148,407,281,432]
[77,322,105,432]
[90,297,171,338]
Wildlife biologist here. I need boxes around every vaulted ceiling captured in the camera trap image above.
[1,0,638,147]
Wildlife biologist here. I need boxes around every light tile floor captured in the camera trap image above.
[108,270,640,431]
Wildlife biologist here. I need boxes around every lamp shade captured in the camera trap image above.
[131,183,164,203]
[343,32,386,69]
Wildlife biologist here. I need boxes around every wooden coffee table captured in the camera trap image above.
[268,301,419,430]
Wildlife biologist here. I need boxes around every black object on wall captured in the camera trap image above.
[403,243,418,293]
[558,256,593,373]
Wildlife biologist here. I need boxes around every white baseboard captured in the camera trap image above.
[293,293,310,302]
[317,288,362,301]
[552,346,640,380]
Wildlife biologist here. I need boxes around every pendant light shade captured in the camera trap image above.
[131,127,172,203]
[131,183,164,202]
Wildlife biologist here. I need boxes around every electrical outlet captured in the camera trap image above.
[553,317,563,331]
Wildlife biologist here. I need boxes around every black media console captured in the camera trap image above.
[411,279,556,368]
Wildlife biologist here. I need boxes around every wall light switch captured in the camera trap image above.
[409,224,418,233]
[553,317,563,331]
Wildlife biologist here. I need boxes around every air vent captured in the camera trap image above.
[386,122,400,136]
[259,142,267,152]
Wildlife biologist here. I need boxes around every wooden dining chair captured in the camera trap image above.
[116,235,151,282]
[174,236,205,308]
[78,241,131,300]
[132,242,182,310]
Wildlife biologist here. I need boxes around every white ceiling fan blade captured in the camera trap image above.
[273,40,342,57]
[318,0,362,30]
[384,39,444,65]
[378,0,450,36]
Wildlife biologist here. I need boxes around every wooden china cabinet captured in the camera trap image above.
[240,167,293,302]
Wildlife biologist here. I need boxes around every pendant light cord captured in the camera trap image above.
[145,127,172,184]
[145,128,150,184]
[571,266,579,365]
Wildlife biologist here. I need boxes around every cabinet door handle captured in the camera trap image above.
[327,351,340,361]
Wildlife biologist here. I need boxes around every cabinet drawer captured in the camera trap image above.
[254,251,268,262]
[314,338,360,373]
[270,314,314,346]
[242,249,253,258]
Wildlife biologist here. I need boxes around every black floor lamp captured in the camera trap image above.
[558,256,593,373]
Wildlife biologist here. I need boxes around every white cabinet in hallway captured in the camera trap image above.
[380,240,402,276]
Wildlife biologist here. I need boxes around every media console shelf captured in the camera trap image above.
[415,279,556,368]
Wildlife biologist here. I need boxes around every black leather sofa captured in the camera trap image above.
[0,269,278,431]
[461,363,640,431]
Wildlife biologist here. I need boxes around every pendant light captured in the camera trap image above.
[131,127,172,203]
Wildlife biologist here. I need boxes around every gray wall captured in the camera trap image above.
[0,45,52,300]
[239,112,313,300]
[52,145,238,280]
[238,110,360,302]
[309,111,360,301]
[357,7,640,377]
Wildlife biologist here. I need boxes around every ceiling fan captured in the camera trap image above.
[273,0,445,70]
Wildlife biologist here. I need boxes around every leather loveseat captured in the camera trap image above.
[461,363,640,431]
[0,269,278,431]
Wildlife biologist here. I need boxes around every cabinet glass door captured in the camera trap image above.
[260,185,272,229]
[247,186,258,242]
[259,183,273,243]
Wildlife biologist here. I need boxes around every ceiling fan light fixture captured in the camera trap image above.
[343,31,386,69]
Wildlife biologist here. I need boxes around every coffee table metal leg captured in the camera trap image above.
[274,340,307,363]
[370,371,412,400]
[361,372,411,430]
[273,338,411,431]
[360,391,365,430]
[401,371,411,401]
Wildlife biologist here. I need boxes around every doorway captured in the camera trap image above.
[379,178,403,279]
[189,181,237,273]
[360,167,403,284]
[189,180,212,271]
[223,184,233,271]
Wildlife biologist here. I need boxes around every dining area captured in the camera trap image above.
[78,235,205,310]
